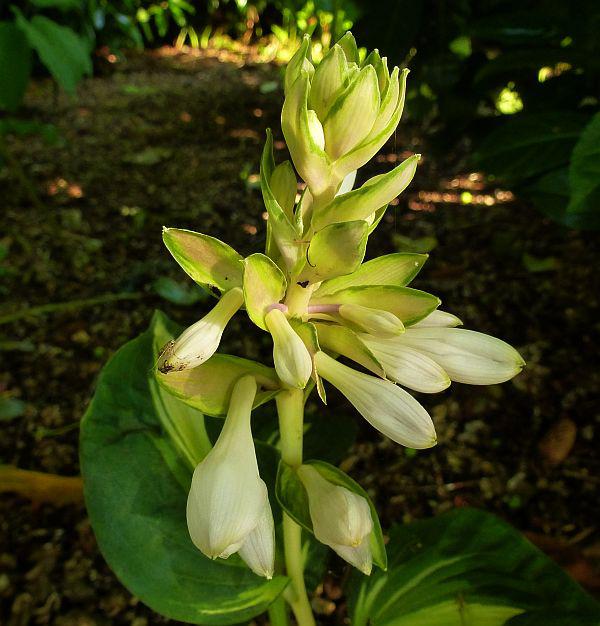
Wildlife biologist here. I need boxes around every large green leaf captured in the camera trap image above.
[13,13,91,94]
[80,311,287,624]
[568,112,600,216]
[0,21,32,112]
[348,508,600,626]
[471,112,587,184]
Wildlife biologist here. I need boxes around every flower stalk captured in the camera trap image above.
[276,389,315,626]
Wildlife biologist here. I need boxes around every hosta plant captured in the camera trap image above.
[81,32,600,626]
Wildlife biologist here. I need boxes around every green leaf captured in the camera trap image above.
[0,397,26,421]
[472,112,587,184]
[152,276,208,306]
[0,21,32,112]
[314,155,420,230]
[523,167,600,230]
[277,460,387,571]
[314,253,428,297]
[29,0,82,10]
[313,323,384,378]
[80,311,288,624]
[243,253,287,331]
[311,285,440,326]
[13,13,91,94]
[299,220,369,283]
[348,508,600,626]
[568,112,600,215]
[162,228,243,294]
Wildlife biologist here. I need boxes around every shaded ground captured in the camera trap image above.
[1,46,599,625]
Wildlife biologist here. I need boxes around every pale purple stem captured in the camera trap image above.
[266,302,288,313]
[307,304,341,315]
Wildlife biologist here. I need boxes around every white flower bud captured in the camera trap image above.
[315,351,437,448]
[265,308,313,389]
[399,328,525,385]
[298,464,373,575]
[339,303,404,337]
[159,287,243,373]
[186,376,274,578]
[360,334,451,394]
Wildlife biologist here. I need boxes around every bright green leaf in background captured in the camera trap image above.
[80,311,288,624]
[13,12,92,95]
[348,508,600,626]
[29,0,83,11]
[568,112,600,216]
[0,21,32,112]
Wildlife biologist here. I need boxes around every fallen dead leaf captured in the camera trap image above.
[0,466,83,506]
[538,418,577,465]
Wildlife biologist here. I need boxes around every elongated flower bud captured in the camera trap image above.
[399,328,525,385]
[298,465,373,574]
[265,308,312,389]
[186,376,274,577]
[339,303,404,337]
[315,351,436,448]
[360,334,450,393]
[159,287,244,373]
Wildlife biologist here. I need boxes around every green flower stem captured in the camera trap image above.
[284,283,315,317]
[268,594,290,626]
[276,389,316,626]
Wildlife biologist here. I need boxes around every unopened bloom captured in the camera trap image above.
[265,308,312,389]
[314,350,437,448]
[398,327,525,385]
[338,303,404,337]
[360,333,450,393]
[159,287,244,373]
[282,34,409,195]
[297,464,373,574]
[186,375,274,578]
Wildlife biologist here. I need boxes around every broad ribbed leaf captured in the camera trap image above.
[80,311,288,624]
[348,508,599,626]
[162,228,243,294]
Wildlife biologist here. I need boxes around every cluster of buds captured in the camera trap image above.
[157,33,524,578]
